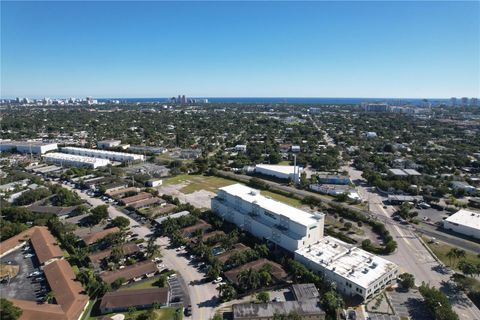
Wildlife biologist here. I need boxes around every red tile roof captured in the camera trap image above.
[100,260,157,284]
[80,227,120,245]
[100,288,169,311]
[30,227,64,265]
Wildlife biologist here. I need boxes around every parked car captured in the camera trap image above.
[213,277,223,284]
[29,271,42,277]
[184,305,192,316]
[24,254,34,258]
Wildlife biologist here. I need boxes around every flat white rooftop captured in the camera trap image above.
[61,147,143,159]
[295,236,397,289]
[218,183,321,227]
[0,140,57,147]
[445,209,480,230]
[255,164,303,175]
[43,152,111,165]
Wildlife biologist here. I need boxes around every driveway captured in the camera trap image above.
[157,236,220,320]
[66,185,219,319]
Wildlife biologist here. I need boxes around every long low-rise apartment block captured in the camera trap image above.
[295,236,399,300]
[42,152,111,169]
[61,146,145,162]
[212,184,324,252]
[0,140,58,154]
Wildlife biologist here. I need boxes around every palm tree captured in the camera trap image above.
[446,249,456,266]
[146,238,161,259]
[237,268,260,291]
[455,249,466,266]
[44,291,55,303]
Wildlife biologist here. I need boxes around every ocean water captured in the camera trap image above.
[98,97,449,105]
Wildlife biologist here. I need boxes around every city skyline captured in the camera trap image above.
[1,1,479,98]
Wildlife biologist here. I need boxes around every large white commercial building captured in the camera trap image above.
[255,164,303,184]
[212,183,399,300]
[61,147,145,162]
[97,140,122,149]
[295,237,399,300]
[212,184,324,252]
[0,140,58,155]
[443,209,480,239]
[42,152,111,169]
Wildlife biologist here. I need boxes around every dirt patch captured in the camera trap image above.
[0,263,20,278]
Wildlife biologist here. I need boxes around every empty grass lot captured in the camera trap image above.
[423,237,480,270]
[163,174,236,193]
[163,174,304,207]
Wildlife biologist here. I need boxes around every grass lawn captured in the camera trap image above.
[422,236,480,270]
[149,308,183,320]
[163,174,236,194]
[260,190,302,208]
[119,276,163,291]
[278,160,291,165]
[80,300,96,320]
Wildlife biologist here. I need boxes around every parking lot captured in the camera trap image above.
[0,247,48,302]
[387,289,433,320]
[168,274,189,307]
[414,207,450,225]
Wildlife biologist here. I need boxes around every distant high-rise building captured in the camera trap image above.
[470,98,478,107]
[363,103,389,112]
[461,97,469,107]
[181,95,187,104]
[450,97,457,107]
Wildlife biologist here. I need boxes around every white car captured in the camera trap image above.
[29,271,41,277]
[24,254,34,258]
[213,277,223,284]
[168,274,177,280]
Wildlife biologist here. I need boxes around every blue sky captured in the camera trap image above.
[1,1,479,98]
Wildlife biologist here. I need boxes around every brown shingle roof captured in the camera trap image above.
[179,219,211,237]
[88,242,140,265]
[43,259,89,320]
[190,230,226,244]
[106,187,140,197]
[100,288,169,311]
[80,227,120,245]
[224,258,288,285]
[120,192,152,205]
[217,243,250,263]
[128,197,165,209]
[28,205,78,216]
[30,227,64,265]
[100,260,157,284]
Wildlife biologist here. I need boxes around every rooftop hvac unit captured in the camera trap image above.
[249,190,257,196]
[333,243,338,248]
[317,252,322,256]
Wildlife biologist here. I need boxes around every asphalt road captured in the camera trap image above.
[343,164,480,320]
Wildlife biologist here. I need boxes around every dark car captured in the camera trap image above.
[184,305,192,316]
